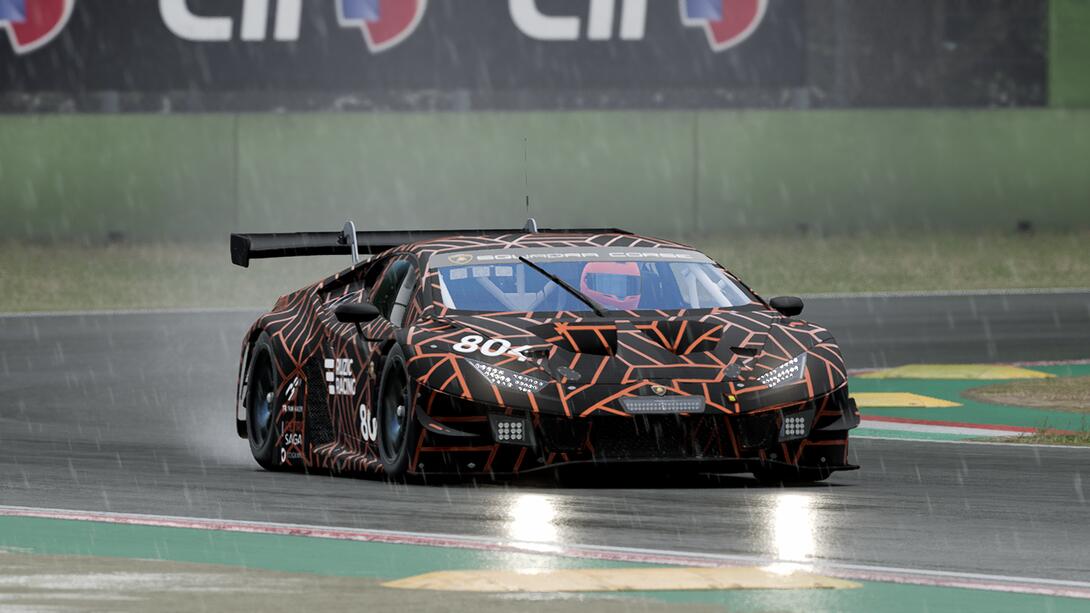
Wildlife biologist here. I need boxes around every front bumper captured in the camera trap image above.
[412,386,859,476]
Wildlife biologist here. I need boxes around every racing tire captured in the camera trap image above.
[375,345,418,481]
[752,465,830,485]
[246,333,281,471]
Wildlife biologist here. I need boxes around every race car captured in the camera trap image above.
[231,220,859,483]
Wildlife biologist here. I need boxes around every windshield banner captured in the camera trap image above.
[430,247,713,268]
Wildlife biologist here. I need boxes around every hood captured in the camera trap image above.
[405,307,845,416]
[446,309,782,377]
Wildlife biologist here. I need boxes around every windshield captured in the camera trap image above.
[430,248,755,313]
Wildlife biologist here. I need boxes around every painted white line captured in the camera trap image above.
[0,307,262,319]
[855,434,1090,450]
[804,287,1090,299]
[1010,358,1090,367]
[848,357,1090,376]
[1,505,1088,599]
[859,419,1022,437]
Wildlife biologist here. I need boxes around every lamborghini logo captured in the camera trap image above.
[651,384,667,396]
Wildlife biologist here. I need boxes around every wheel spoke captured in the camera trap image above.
[249,355,275,448]
[381,363,410,460]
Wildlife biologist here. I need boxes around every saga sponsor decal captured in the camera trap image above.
[281,417,304,446]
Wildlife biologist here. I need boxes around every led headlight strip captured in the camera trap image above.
[757,354,807,388]
[468,360,547,394]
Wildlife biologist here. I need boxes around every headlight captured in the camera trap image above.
[468,360,547,394]
[757,354,807,388]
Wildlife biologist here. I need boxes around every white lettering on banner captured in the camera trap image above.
[274,0,302,40]
[160,0,302,42]
[510,0,647,41]
[509,0,579,40]
[587,0,614,40]
[240,0,268,41]
[619,0,647,39]
[160,0,231,41]
[155,0,757,50]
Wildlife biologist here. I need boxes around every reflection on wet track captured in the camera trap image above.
[506,493,563,546]
[493,488,824,567]
[494,487,827,566]
[770,494,816,563]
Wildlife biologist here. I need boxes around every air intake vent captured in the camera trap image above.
[637,320,723,355]
[529,323,617,356]
[304,358,335,446]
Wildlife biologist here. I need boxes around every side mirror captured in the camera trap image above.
[769,296,804,317]
[335,301,381,324]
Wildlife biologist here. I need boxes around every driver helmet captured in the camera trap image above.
[580,262,642,310]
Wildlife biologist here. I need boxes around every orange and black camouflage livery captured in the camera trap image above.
[234,230,859,478]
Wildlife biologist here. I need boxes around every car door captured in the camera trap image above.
[313,255,393,453]
[346,254,420,450]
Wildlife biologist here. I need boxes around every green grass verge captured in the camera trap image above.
[697,230,1090,297]
[962,376,1090,414]
[964,373,1090,445]
[2,231,1088,312]
[0,242,339,312]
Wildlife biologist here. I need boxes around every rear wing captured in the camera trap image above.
[230,220,629,267]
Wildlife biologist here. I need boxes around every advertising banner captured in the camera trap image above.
[0,0,1044,111]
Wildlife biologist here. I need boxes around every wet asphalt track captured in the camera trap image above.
[0,291,1088,583]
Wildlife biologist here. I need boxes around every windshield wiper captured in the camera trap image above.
[518,256,608,317]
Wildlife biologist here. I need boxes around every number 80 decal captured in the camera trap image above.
[452,335,532,361]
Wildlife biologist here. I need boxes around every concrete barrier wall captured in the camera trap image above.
[697,110,1090,233]
[2,110,1088,241]
[1,115,236,240]
[236,112,696,237]
[1051,0,1090,108]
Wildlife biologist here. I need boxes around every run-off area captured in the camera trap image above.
[1,511,1088,613]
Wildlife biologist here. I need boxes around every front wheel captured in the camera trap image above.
[375,345,417,480]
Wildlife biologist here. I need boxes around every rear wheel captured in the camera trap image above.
[246,333,280,470]
[376,345,417,480]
